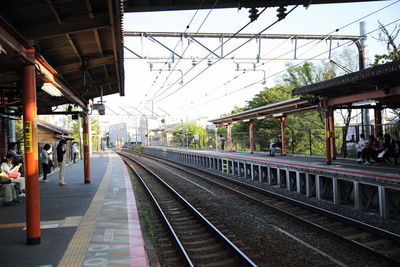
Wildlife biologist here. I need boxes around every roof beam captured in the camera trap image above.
[107,0,122,95]
[22,16,109,40]
[56,55,115,73]
[46,0,62,24]
[328,86,400,106]
[85,0,95,19]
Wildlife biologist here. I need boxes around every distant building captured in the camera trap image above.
[108,123,128,148]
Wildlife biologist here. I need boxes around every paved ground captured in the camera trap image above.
[0,151,147,267]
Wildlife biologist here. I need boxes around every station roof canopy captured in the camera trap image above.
[125,0,380,12]
[209,97,316,125]
[292,60,400,109]
[0,0,124,115]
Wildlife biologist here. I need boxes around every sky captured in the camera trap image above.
[97,0,400,130]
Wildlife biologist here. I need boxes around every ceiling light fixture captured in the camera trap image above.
[41,83,63,97]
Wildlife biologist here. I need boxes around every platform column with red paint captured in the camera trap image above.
[248,120,254,154]
[0,117,7,158]
[374,108,382,137]
[277,116,287,156]
[22,48,41,245]
[329,109,336,159]
[226,123,232,152]
[325,108,332,165]
[83,112,90,183]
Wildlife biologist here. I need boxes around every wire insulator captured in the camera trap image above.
[277,6,287,20]
[248,7,259,22]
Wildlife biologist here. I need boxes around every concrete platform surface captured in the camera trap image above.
[0,151,147,267]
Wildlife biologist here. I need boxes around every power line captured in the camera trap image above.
[155,6,296,102]
[173,2,400,113]
[139,0,207,105]
[152,1,219,98]
[179,18,400,114]
[153,7,269,100]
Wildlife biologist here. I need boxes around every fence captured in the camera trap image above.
[161,123,400,158]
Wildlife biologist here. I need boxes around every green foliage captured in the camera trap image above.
[217,61,340,154]
[15,120,23,142]
[373,53,397,65]
[71,119,81,142]
[386,124,400,140]
[133,146,142,152]
[171,122,208,148]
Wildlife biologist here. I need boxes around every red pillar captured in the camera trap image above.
[329,109,336,160]
[22,48,41,245]
[227,124,232,152]
[374,108,382,137]
[249,121,254,154]
[0,117,7,159]
[325,109,332,165]
[83,113,90,183]
[279,117,287,156]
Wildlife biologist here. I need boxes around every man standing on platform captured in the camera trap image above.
[57,139,67,186]
[220,135,225,151]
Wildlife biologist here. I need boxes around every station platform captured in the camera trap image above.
[0,151,148,267]
[143,146,400,218]
[145,146,400,184]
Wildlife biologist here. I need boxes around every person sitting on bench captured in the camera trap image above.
[0,172,18,206]
[1,153,25,197]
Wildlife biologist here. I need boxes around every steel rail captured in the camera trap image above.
[119,152,258,267]
[120,156,194,266]
[132,149,400,265]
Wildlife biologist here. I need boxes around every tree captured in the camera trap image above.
[172,122,207,148]
[373,21,399,65]
[373,22,400,130]
[71,119,81,142]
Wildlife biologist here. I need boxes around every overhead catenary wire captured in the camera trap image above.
[171,2,400,114]
[151,0,220,99]
[155,6,296,102]
[125,0,398,119]
[153,7,270,100]
[138,0,207,105]
[178,18,400,114]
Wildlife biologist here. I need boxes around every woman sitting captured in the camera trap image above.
[1,153,25,197]
[0,172,18,206]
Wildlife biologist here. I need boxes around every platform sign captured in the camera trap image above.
[24,121,33,153]
[83,133,89,146]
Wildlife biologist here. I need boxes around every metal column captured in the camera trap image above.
[0,117,7,158]
[227,123,232,152]
[23,48,41,245]
[278,116,287,156]
[83,113,90,183]
[374,108,382,137]
[249,120,254,154]
[325,109,332,165]
[329,109,336,159]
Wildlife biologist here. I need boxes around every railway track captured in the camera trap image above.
[119,152,257,267]
[122,150,400,265]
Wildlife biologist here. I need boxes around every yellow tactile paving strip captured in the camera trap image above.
[58,153,113,267]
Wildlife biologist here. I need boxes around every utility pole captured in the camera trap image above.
[359,21,370,136]
[146,117,149,146]
[186,117,189,148]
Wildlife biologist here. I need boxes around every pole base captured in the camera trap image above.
[84,180,91,184]
[27,237,40,245]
